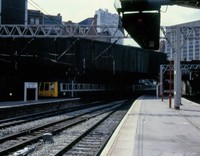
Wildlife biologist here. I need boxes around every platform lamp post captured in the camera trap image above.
[169,58,173,108]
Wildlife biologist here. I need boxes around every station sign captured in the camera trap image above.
[25,82,38,89]
[24,82,38,102]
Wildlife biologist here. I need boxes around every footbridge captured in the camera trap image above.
[0,24,128,39]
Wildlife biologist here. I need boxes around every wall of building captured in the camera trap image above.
[28,10,62,25]
[165,20,200,61]
[1,0,26,24]
[95,9,124,45]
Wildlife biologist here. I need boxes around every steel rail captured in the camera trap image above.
[0,102,121,155]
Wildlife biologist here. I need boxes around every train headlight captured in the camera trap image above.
[9,93,13,96]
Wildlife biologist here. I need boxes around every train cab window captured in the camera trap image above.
[49,82,55,91]
[40,83,44,91]
[45,83,49,91]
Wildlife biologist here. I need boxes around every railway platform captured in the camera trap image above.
[101,95,200,156]
[0,98,80,108]
[0,98,80,120]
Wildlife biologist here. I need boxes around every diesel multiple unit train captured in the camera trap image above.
[38,81,110,98]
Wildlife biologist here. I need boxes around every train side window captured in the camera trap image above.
[63,84,67,90]
[62,84,66,90]
[45,83,49,91]
[77,84,81,90]
[66,84,69,90]
[74,84,77,90]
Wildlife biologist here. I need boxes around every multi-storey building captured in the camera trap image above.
[28,10,62,25]
[28,10,42,25]
[0,0,62,25]
[0,0,27,24]
[95,9,124,45]
[66,9,124,44]
[164,20,200,61]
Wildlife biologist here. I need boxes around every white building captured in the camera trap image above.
[95,9,124,45]
[164,20,200,61]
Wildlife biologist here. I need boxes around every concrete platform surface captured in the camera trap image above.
[101,96,200,156]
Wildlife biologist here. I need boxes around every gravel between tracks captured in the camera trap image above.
[1,102,120,153]
[0,103,115,138]
[30,112,110,156]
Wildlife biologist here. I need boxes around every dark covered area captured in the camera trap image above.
[0,37,167,101]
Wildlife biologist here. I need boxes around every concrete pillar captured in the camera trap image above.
[0,0,2,24]
[25,0,28,27]
[174,26,181,109]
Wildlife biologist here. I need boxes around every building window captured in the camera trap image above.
[189,45,193,49]
[30,18,34,24]
[35,18,40,25]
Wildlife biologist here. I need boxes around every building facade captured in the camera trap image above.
[28,10,43,25]
[0,0,62,25]
[28,10,62,25]
[164,20,200,61]
[95,9,124,45]
[0,0,27,24]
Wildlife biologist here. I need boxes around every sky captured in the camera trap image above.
[28,0,200,46]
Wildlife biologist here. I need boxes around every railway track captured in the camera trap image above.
[63,105,129,156]
[0,100,131,155]
[0,101,102,129]
[33,100,132,156]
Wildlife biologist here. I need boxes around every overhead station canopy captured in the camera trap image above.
[117,0,169,12]
[173,0,200,9]
[115,0,200,50]
[117,0,200,11]
[121,11,160,50]
[115,0,163,50]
